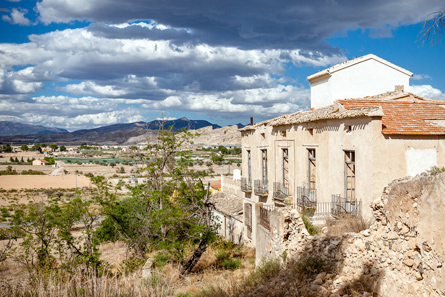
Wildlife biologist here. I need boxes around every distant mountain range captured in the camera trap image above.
[0,121,68,136]
[0,118,245,145]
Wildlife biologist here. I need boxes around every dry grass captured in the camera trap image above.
[0,237,255,297]
[1,270,175,297]
[326,215,372,237]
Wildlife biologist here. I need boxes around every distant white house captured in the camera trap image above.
[307,54,413,109]
[33,159,48,166]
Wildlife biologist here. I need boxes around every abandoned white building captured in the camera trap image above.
[239,54,445,247]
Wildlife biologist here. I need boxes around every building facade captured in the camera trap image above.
[240,55,445,247]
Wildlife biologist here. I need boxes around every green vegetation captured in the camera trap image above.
[427,165,445,173]
[220,258,241,270]
[0,144,12,152]
[295,256,327,275]
[195,258,281,297]
[95,126,218,275]
[1,191,102,276]
[302,215,318,235]
[0,165,18,175]
[49,143,58,151]
[44,156,55,164]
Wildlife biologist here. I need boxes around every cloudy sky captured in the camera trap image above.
[0,0,444,130]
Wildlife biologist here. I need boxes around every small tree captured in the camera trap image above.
[40,143,47,148]
[1,144,12,152]
[31,144,42,152]
[96,126,218,275]
[60,145,66,152]
[2,190,103,275]
[44,157,55,165]
[49,143,58,152]
[211,155,224,164]
[21,144,29,151]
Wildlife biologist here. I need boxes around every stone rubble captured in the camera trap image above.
[257,173,445,296]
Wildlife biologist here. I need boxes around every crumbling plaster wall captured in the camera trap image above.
[256,172,445,296]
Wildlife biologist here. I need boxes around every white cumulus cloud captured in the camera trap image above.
[409,85,445,101]
[2,8,31,25]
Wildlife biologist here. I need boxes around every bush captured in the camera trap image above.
[195,258,281,297]
[427,165,445,174]
[220,259,241,270]
[215,250,231,262]
[21,170,46,175]
[295,257,327,276]
[153,252,170,268]
[302,215,318,235]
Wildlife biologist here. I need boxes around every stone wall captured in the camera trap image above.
[256,172,445,296]
[221,174,243,197]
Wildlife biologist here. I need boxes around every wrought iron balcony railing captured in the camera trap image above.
[331,194,361,217]
[254,179,268,196]
[272,182,290,200]
[296,186,317,209]
[241,177,252,193]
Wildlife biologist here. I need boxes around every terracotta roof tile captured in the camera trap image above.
[338,99,445,135]
[210,192,243,219]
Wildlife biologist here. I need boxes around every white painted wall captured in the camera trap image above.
[212,210,244,245]
[310,76,331,109]
[311,58,411,108]
[405,148,437,177]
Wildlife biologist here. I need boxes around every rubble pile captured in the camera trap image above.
[258,173,445,296]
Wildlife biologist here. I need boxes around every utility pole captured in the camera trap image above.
[75,162,77,189]
[134,162,138,186]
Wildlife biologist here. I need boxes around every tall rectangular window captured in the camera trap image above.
[245,203,252,239]
[345,151,356,201]
[261,149,268,183]
[282,148,289,188]
[247,150,251,186]
[308,149,316,191]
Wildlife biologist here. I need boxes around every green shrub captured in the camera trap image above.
[296,257,327,275]
[302,215,318,235]
[21,170,45,175]
[220,259,241,270]
[215,250,231,262]
[153,252,169,268]
[427,165,445,173]
[119,257,146,275]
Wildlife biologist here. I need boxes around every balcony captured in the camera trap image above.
[241,177,252,193]
[254,179,268,196]
[296,186,317,215]
[273,182,291,205]
[331,194,361,217]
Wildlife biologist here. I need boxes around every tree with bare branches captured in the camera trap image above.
[419,11,445,45]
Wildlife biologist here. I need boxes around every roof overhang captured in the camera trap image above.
[307,54,413,83]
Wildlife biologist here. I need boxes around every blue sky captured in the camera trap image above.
[0,0,444,130]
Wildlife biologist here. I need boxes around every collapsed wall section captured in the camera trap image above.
[256,172,445,296]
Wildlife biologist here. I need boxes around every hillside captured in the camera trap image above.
[0,121,68,136]
[189,125,242,145]
[0,118,241,145]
